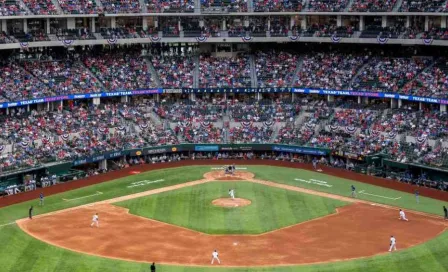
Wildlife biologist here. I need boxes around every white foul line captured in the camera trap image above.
[358,190,401,200]
[0,222,16,228]
[62,191,103,202]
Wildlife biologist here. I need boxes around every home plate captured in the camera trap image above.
[371,204,377,206]
[233,242,238,246]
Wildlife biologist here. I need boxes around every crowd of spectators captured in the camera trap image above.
[83,50,157,91]
[23,59,103,95]
[22,0,57,15]
[101,0,141,13]
[58,0,100,14]
[296,53,367,90]
[308,0,348,12]
[176,123,224,143]
[151,53,194,88]
[201,0,247,12]
[0,0,29,15]
[230,102,299,122]
[155,100,225,122]
[349,0,397,12]
[402,60,448,98]
[352,57,431,93]
[229,125,273,143]
[255,50,297,88]
[254,0,304,12]
[199,54,251,88]
[145,0,195,12]
[399,0,446,12]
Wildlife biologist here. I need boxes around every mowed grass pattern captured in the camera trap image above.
[115,181,348,234]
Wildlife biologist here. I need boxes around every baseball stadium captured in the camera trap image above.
[1,1,448,271]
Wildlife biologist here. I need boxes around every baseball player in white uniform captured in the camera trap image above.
[399,209,409,221]
[211,249,220,264]
[228,189,235,200]
[90,213,99,227]
[389,235,397,252]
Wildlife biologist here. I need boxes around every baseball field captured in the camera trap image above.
[1,161,447,272]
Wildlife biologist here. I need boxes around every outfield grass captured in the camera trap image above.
[115,181,348,234]
[0,165,447,272]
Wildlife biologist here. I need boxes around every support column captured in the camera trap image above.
[27,105,30,112]
[267,18,271,30]
[93,98,101,105]
[154,19,158,28]
[199,18,204,28]
[257,93,261,101]
[178,20,182,31]
[337,15,342,27]
[291,92,295,102]
[244,18,249,28]
[358,96,362,104]
[46,102,50,111]
[419,102,423,111]
[91,17,96,33]
[120,96,128,103]
[363,97,369,105]
[142,17,148,31]
[1,20,6,32]
[406,16,410,28]
[359,16,365,31]
[46,18,51,34]
[441,16,447,28]
[23,19,27,33]
[222,18,226,31]
[99,159,107,170]
[327,95,334,102]
[424,16,429,31]
[290,16,295,29]
[156,94,160,102]
[390,99,397,109]
[381,16,387,28]
[398,99,403,108]
[67,18,76,29]
[110,17,116,28]
[301,16,307,30]
[440,104,446,112]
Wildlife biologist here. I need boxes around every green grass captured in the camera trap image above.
[115,181,348,234]
[0,165,447,272]
[0,166,209,225]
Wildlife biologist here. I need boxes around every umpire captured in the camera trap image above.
[150,262,156,272]
[444,206,447,220]
[29,206,33,219]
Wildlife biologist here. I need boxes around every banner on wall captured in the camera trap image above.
[4,87,448,110]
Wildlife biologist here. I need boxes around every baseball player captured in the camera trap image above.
[312,157,318,170]
[444,206,448,220]
[350,185,357,198]
[414,190,419,204]
[90,213,99,227]
[39,192,44,206]
[389,235,397,252]
[228,189,235,200]
[211,249,220,264]
[398,209,409,221]
[29,206,33,219]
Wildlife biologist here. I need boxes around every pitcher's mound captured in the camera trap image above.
[212,198,252,208]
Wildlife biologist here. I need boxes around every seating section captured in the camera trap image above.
[145,0,195,12]
[84,51,157,91]
[229,125,273,143]
[100,0,141,13]
[352,57,431,93]
[253,0,305,12]
[199,54,251,88]
[0,0,29,15]
[151,54,195,88]
[350,0,397,12]
[58,0,100,14]
[296,53,366,90]
[402,60,448,98]
[256,50,297,88]
[22,0,57,14]
[308,0,349,11]
[201,0,247,12]
[399,0,446,12]
[154,101,225,122]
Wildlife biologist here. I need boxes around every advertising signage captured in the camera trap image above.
[1,88,448,109]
